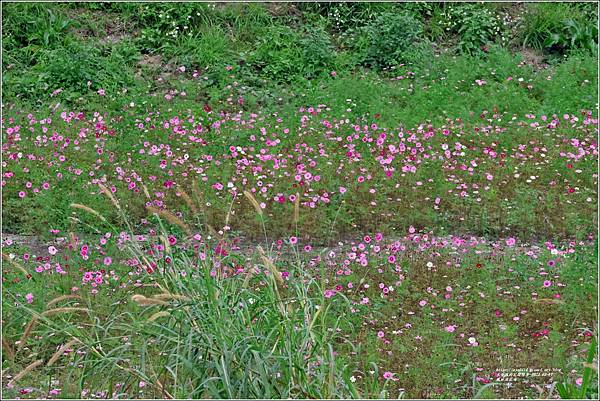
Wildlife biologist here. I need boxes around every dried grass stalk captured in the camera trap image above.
[142,184,152,200]
[46,338,79,366]
[1,252,29,277]
[155,378,174,399]
[159,235,172,254]
[206,224,218,237]
[70,203,107,222]
[243,190,263,216]
[242,270,253,289]
[46,294,82,308]
[152,293,190,301]
[293,192,300,223]
[192,180,204,206]
[224,195,237,229]
[98,183,121,210]
[147,206,192,236]
[257,246,285,289]
[147,311,171,322]
[17,316,39,350]
[533,298,565,305]
[42,307,89,317]
[2,337,15,361]
[131,294,169,306]
[69,231,77,248]
[177,188,199,215]
[7,359,43,388]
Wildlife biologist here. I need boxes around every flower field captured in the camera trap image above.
[1,2,598,399]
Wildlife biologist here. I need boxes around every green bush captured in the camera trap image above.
[546,19,598,54]
[517,3,570,50]
[359,12,426,68]
[299,26,337,77]
[2,3,75,67]
[164,26,233,69]
[134,3,216,52]
[435,4,504,54]
[247,25,303,80]
[248,25,336,81]
[3,40,136,102]
[456,5,503,54]
[518,3,598,54]
[297,2,397,33]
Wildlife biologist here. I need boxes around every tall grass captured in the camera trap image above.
[112,195,367,398]
[3,193,387,398]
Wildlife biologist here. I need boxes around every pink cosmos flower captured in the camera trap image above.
[383,371,397,381]
[445,325,456,333]
[25,293,34,304]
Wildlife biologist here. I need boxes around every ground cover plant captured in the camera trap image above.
[1,1,598,399]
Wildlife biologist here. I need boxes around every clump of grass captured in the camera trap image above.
[84,208,364,399]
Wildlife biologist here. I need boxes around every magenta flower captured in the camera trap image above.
[383,371,398,381]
